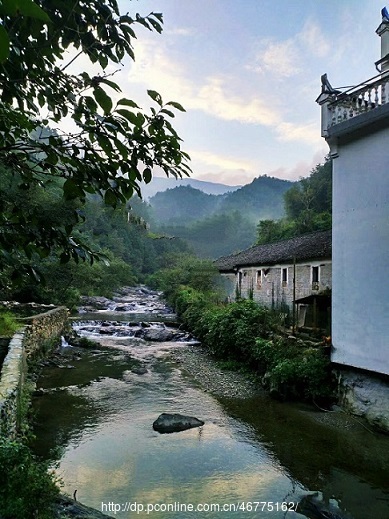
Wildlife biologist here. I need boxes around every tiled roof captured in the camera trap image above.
[215,229,332,272]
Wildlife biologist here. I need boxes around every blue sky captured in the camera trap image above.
[114,0,386,185]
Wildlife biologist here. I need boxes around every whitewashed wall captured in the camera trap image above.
[332,128,389,375]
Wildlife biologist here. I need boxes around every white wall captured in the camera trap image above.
[332,128,389,375]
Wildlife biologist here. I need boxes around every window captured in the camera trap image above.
[281,267,288,286]
[312,266,319,283]
[256,270,262,286]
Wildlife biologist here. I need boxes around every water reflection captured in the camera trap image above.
[31,327,389,519]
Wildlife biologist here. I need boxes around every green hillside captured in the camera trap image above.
[150,175,294,226]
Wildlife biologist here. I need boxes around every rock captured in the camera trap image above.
[131,366,148,375]
[296,492,354,519]
[79,296,111,310]
[53,494,113,518]
[153,413,204,434]
[142,328,174,342]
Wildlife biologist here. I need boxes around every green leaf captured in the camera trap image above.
[93,86,113,115]
[160,108,175,118]
[116,108,139,125]
[97,134,113,155]
[147,17,163,34]
[0,25,10,63]
[104,188,117,207]
[99,78,121,92]
[166,101,186,112]
[147,90,163,106]
[143,167,152,184]
[117,98,139,109]
[114,138,129,159]
[63,178,85,200]
[15,0,50,22]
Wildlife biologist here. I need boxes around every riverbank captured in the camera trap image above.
[171,343,378,437]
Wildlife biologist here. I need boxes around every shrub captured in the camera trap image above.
[0,437,59,519]
[254,337,334,400]
[201,299,275,360]
[0,310,20,336]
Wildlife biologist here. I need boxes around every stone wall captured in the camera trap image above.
[21,306,69,360]
[0,330,26,437]
[234,260,332,310]
[0,307,69,437]
[336,367,389,433]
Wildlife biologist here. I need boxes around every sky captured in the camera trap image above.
[96,1,387,186]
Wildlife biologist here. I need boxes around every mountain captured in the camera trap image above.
[149,185,217,224]
[149,175,294,226]
[147,175,296,258]
[139,176,241,199]
[218,175,293,221]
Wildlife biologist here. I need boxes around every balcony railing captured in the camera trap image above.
[325,72,389,131]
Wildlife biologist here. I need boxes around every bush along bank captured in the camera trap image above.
[172,286,335,403]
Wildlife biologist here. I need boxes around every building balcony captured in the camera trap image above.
[318,72,389,143]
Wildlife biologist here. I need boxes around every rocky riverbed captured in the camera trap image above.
[171,344,262,399]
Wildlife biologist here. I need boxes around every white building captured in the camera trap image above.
[317,8,389,430]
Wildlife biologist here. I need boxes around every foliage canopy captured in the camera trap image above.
[0,0,190,280]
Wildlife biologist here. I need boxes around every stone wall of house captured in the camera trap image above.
[336,367,389,433]
[0,307,68,437]
[236,260,331,311]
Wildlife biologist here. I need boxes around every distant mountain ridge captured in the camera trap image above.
[149,175,294,225]
[140,176,241,199]
[147,175,295,259]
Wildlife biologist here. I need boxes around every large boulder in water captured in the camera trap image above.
[142,328,174,342]
[153,413,204,433]
[296,492,354,519]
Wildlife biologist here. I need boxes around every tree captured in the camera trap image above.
[0,0,190,281]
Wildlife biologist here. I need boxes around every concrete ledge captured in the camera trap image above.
[0,329,26,436]
[0,307,69,437]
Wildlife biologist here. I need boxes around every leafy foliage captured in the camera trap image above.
[158,275,335,401]
[0,310,20,336]
[0,0,190,279]
[200,299,275,360]
[254,337,334,399]
[0,437,59,519]
[0,164,190,306]
[146,254,220,307]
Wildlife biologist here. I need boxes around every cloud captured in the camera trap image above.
[255,39,302,77]
[189,149,255,172]
[249,20,330,78]
[299,21,330,58]
[166,27,195,36]
[267,149,328,181]
[194,169,252,186]
[126,39,280,127]
[128,34,327,154]
[275,121,322,145]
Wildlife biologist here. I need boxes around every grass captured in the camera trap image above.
[0,309,20,336]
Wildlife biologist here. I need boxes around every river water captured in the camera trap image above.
[31,287,389,519]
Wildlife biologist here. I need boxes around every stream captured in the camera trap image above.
[31,287,389,519]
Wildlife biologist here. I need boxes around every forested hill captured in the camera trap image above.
[149,175,294,225]
[140,176,241,199]
[218,175,293,222]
